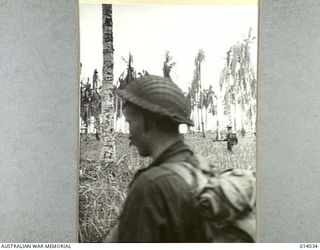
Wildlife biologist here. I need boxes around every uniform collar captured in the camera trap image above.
[132,139,193,181]
[149,140,193,167]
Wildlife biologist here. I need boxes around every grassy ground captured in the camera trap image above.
[79,132,256,242]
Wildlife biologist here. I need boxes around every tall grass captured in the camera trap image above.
[186,135,256,171]
[79,133,256,242]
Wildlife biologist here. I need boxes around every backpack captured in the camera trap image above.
[162,155,256,243]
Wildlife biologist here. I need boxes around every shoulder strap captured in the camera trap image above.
[160,162,196,187]
[161,161,208,192]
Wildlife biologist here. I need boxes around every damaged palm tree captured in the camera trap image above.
[220,28,256,133]
[114,53,137,129]
[100,4,116,165]
[192,49,205,137]
[163,51,176,80]
[202,85,217,131]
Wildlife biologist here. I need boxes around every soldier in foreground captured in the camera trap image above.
[109,75,205,242]
[107,75,255,243]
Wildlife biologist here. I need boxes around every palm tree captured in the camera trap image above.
[195,49,205,137]
[100,4,116,165]
[186,86,198,132]
[115,53,136,132]
[163,51,176,80]
[202,85,217,131]
[189,49,206,133]
[220,28,257,134]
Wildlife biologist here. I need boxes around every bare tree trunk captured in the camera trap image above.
[216,92,222,140]
[197,105,200,132]
[233,102,237,131]
[216,120,220,140]
[198,63,205,138]
[100,4,116,165]
[114,95,118,130]
[240,97,245,136]
[205,107,207,131]
[201,106,205,137]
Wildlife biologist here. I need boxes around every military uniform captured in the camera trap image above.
[117,140,206,242]
[226,130,233,151]
[225,126,237,152]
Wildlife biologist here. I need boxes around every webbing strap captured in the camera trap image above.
[160,161,210,192]
[160,162,197,189]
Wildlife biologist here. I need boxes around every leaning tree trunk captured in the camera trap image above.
[100,4,116,165]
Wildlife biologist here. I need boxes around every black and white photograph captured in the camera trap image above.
[3,0,320,244]
[79,2,258,243]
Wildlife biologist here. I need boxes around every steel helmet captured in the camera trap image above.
[116,75,194,126]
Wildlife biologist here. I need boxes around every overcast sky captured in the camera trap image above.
[80,4,257,92]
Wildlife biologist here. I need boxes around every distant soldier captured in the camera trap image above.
[224,125,238,152]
